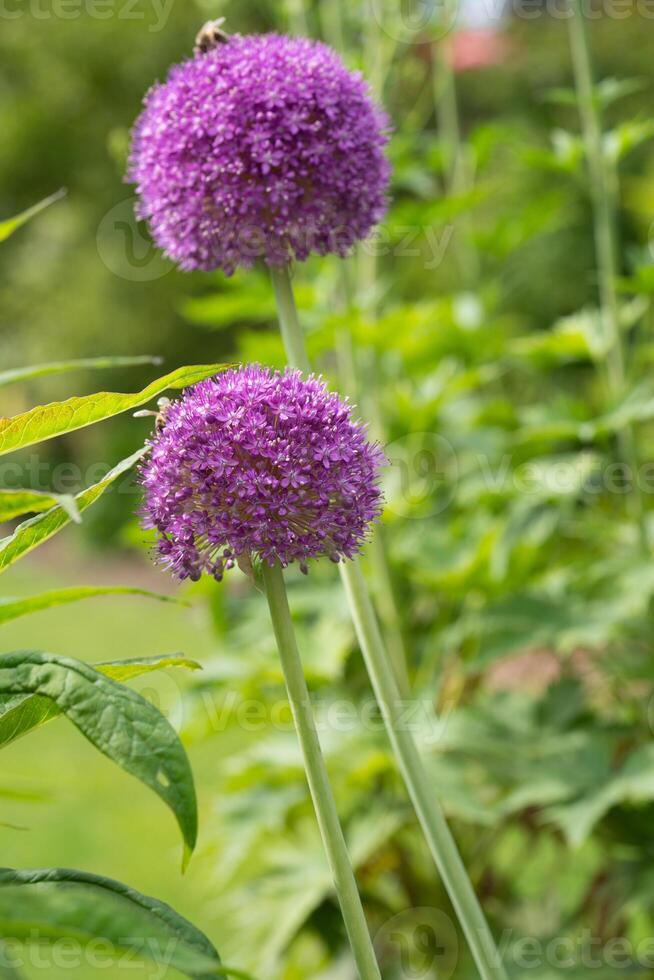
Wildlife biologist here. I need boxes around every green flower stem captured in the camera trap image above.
[340,561,508,980]
[270,266,310,373]
[261,560,382,980]
[269,264,506,980]
[567,2,647,544]
[432,32,479,286]
[271,264,410,695]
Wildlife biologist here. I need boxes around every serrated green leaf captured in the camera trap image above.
[0,654,199,751]
[0,364,225,457]
[0,868,222,978]
[0,489,81,525]
[0,190,66,244]
[0,355,163,389]
[0,448,146,573]
[0,653,197,854]
[0,586,181,626]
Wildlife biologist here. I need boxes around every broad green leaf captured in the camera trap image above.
[0,489,81,525]
[0,586,181,626]
[0,652,197,855]
[0,355,163,389]
[0,868,222,978]
[0,654,200,750]
[0,364,225,456]
[0,189,66,244]
[0,447,146,573]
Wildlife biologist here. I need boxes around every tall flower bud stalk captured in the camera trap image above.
[129,24,507,980]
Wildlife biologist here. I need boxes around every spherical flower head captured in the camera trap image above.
[127,33,391,274]
[140,366,385,581]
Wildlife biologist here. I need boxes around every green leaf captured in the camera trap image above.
[595,76,648,108]
[0,355,163,389]
[604,119,654,165]
[0,868,222,978]
[543,77,646,111]
[510,308,605,365]
[0,189,66,244]
[0,586,181,626]
[549,744,654,847]
[0,490,81,525]
[0,653,197,855]
[0,448,146,574]
[0,654,199,750]
[0,364,225,456]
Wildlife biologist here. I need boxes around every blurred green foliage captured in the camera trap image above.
[4,1,654,978]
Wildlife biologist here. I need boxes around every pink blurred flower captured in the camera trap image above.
[449,28,509,73]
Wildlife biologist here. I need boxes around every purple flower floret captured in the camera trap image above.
[140,366,385,580]
[127,33,390,274]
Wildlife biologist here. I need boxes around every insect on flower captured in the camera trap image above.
[133,397,172,433]
[194,18,229,55]
[127,34,391,274]
[139,366,386,582]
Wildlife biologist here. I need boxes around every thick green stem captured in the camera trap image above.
[272,263,410,694]
[567,2,647,544]
[340,561,508,980]
[262,561,382,980]
[270,266,311,373]
[270,264,505,978]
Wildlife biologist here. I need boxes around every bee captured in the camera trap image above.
[134,397,172,433]
[194,18,230,55]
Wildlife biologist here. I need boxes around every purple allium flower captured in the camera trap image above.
[127,33,391,274]
[140,366,385,581]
